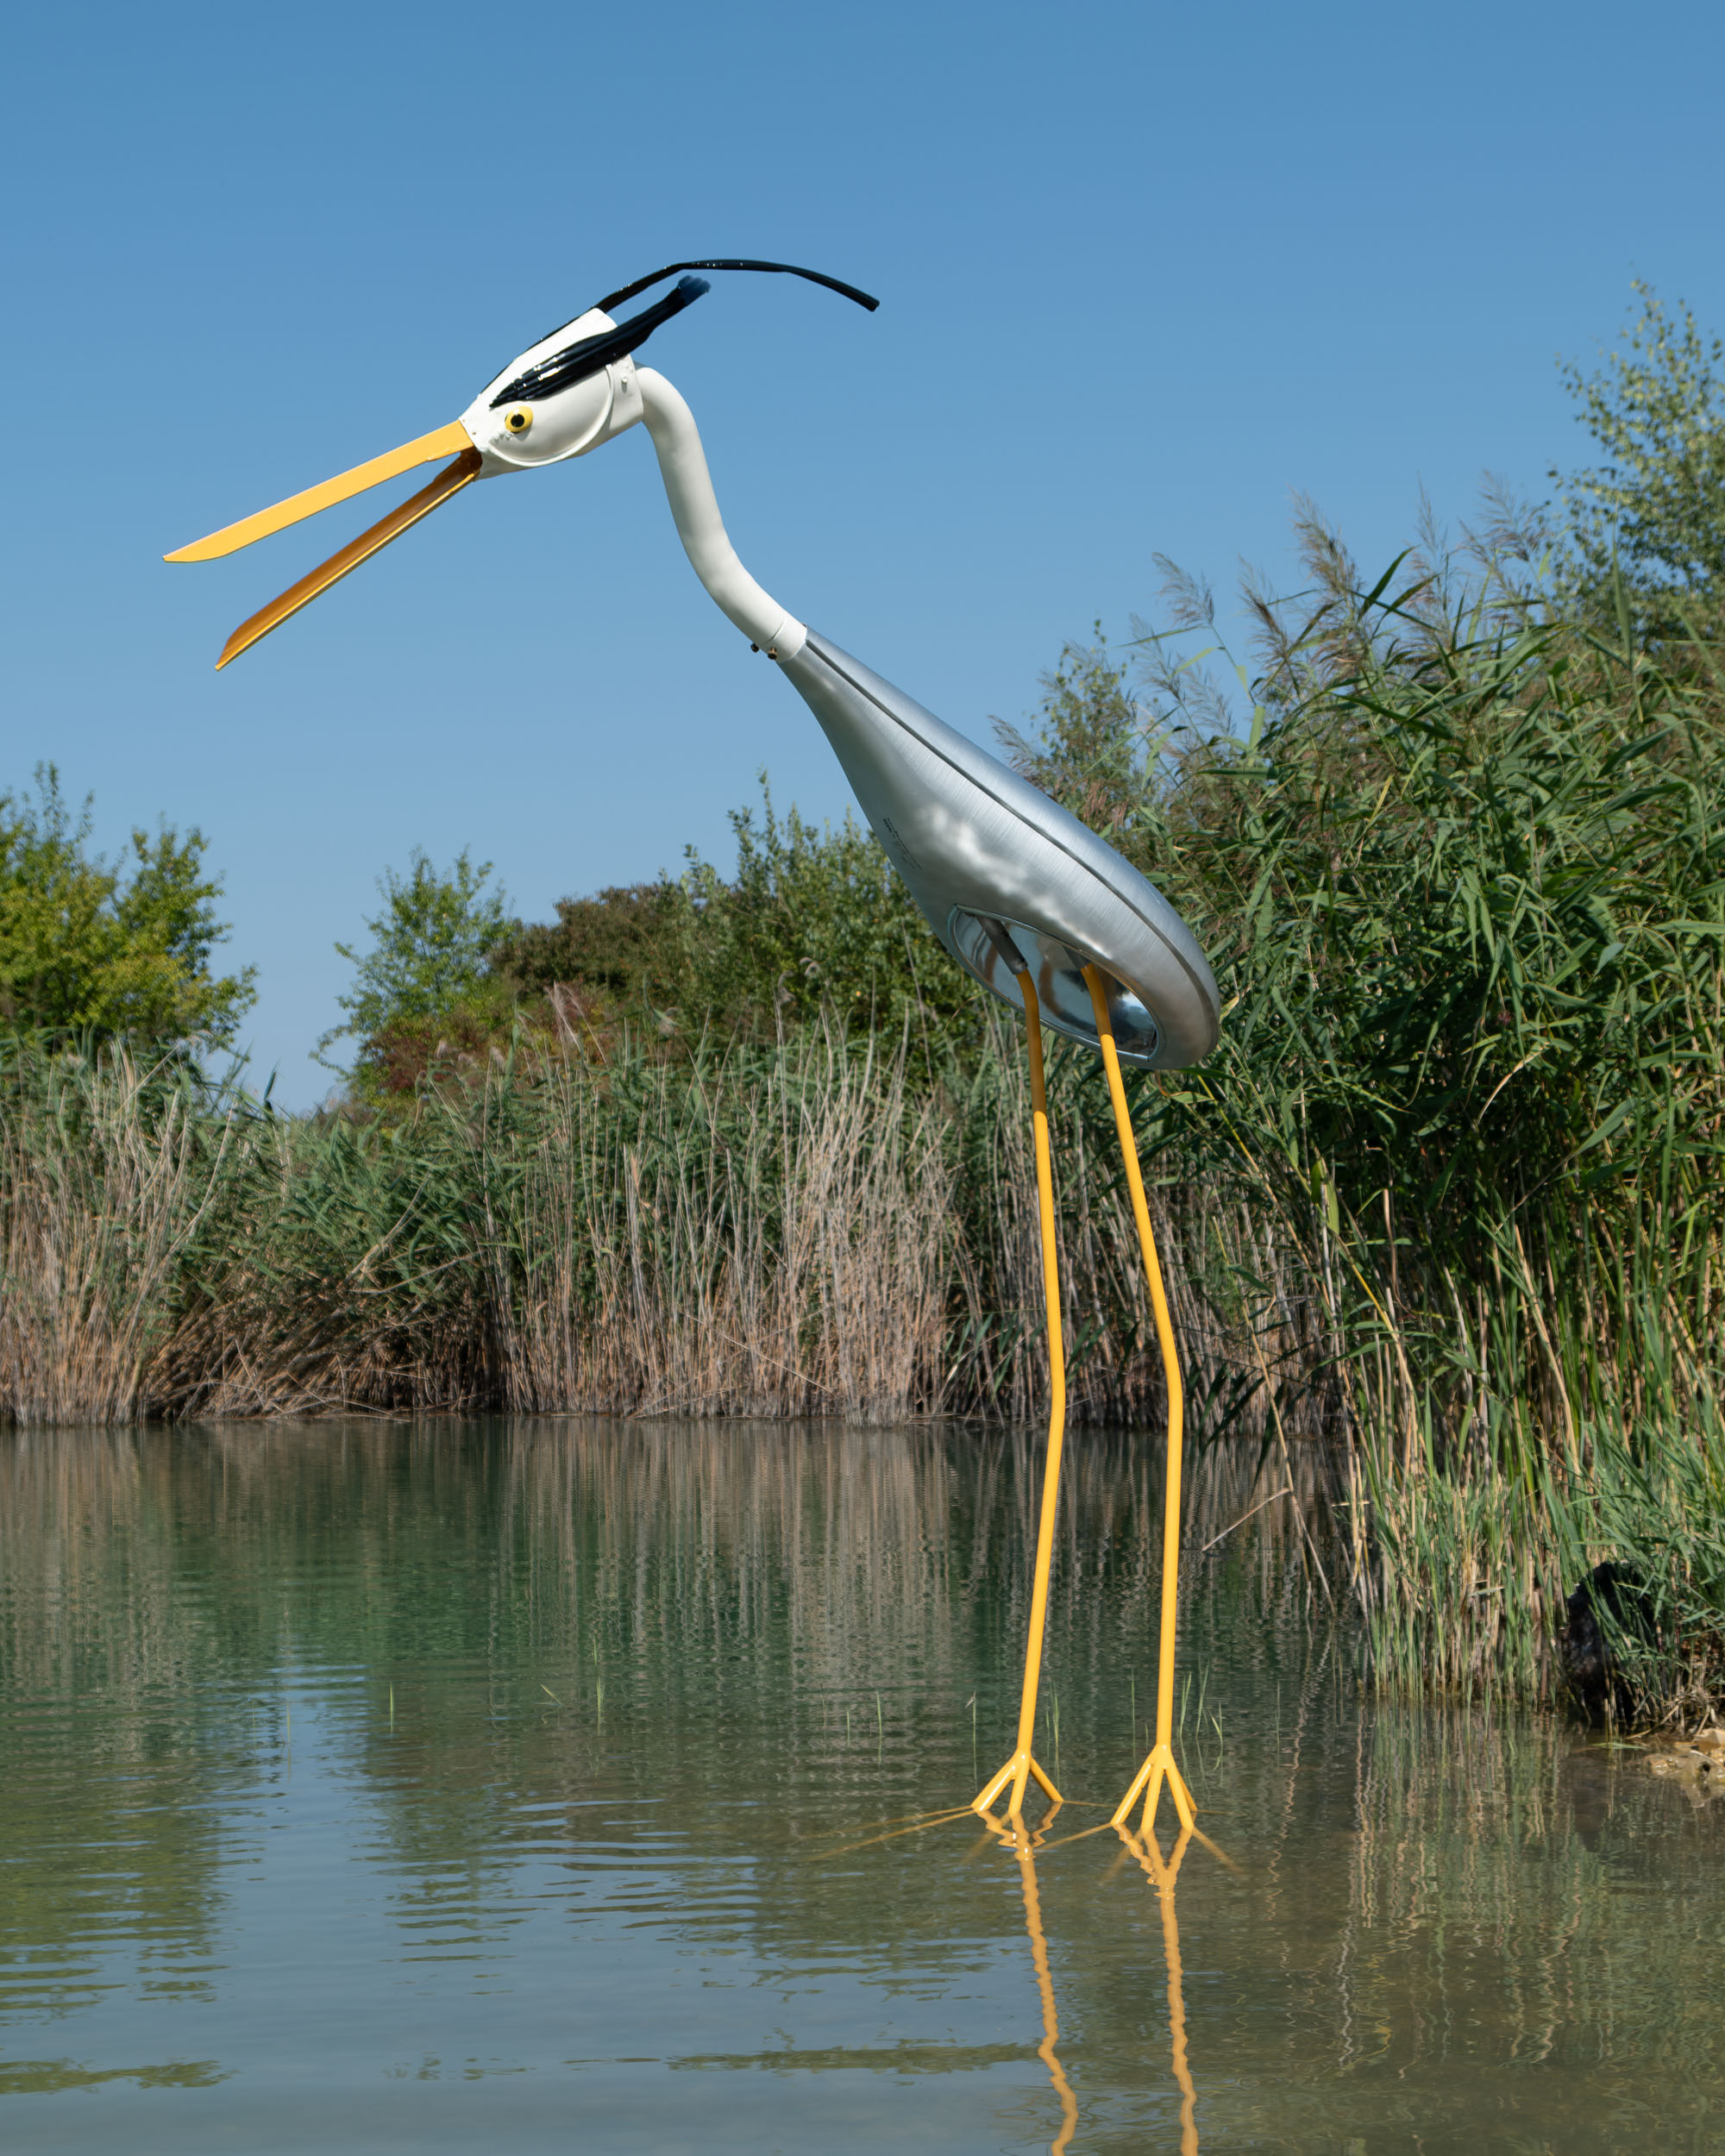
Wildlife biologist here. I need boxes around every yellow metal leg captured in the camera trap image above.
[973,970,1064,1821]
[1083,966,1199,1840]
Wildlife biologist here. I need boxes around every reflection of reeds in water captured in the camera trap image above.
[0,1416,1336,1852]
[0,1427,209,1718]
[0,1420,1317,1757]
[1225,1693,1725,2099]
[0,1413,1312,2128]
[6,1419,1721,2122]
[0,1428,244,2013]
[493,1420,973,1723]
[1332,1708,1658,2076]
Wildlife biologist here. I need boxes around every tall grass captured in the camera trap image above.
[0,1014,1299,1433]
[0,1045,244,1422]
[0,1031,928,1420]
[492,1021,953,1416]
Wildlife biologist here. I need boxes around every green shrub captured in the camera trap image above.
[0,767,254,1050]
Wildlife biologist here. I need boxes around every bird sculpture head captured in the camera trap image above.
[165,260,877,669]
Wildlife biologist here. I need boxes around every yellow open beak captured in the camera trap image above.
[165,419,481,669]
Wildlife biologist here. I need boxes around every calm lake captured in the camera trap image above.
[2,1420,1721,2153]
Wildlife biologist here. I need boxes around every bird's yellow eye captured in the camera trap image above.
[504,406,533,436]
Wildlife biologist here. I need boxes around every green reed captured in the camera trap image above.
[1115,563,1725,1720]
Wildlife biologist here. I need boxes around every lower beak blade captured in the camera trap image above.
[215,448,482,669]
[167,419,475,562]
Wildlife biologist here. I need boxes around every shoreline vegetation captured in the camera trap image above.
[4,288,1724,1723]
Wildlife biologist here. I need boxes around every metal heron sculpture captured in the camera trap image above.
[166,260,1220,1834]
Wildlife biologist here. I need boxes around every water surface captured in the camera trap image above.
[2,1420,1720,2153]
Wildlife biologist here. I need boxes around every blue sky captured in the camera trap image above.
[4,0,1722,1105]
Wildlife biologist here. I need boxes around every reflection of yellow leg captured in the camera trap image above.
[1119,1823,1199,2155]
[1082,965,1198,1840]
[976,1808,1077,2155]
[974,972,1064,1821]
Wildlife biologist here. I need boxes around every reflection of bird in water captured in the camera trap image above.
[974,1799,1207,2156]
[166,260,1220,1827]
[975,1802,1079,2155]
[1120,1824,1201,2156]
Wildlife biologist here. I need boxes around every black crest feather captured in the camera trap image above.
[492,258,877,411]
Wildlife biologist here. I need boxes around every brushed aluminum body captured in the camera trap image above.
[781,631,1220,1071]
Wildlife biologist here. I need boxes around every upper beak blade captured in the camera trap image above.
[215,447,483,669]
[166,419,476,562]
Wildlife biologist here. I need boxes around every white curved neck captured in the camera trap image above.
[634,367,807,661]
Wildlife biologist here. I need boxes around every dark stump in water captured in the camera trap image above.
[1561,1560,1653,1720]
